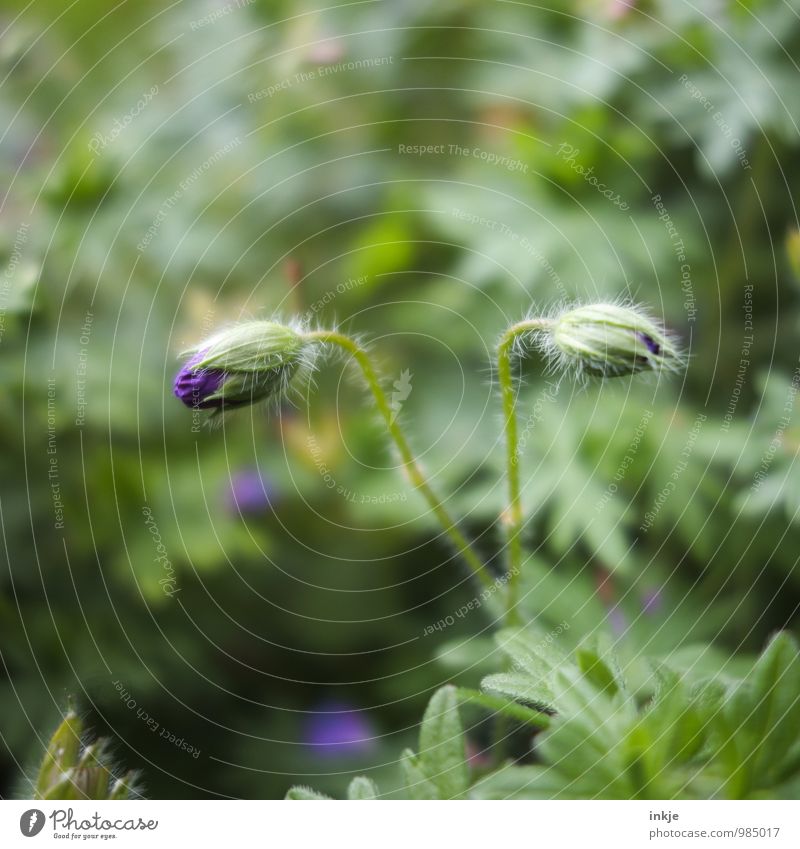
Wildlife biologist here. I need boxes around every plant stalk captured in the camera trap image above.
[304,329,494,591]
[496,319,554,625]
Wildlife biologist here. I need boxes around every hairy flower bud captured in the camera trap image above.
[35,711,136,800]
[174,320,311,412]
[545,302,682,377]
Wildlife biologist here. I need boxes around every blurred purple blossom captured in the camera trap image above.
[226,468,276,515]
[608,0,636,19]
[303,700,376,759]
[641,586,664,615]
[607,605,629,636]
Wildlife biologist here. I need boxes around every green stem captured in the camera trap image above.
[496,319,554,626]
[304,329,494,591]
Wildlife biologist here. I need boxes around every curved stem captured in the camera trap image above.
[303,329,494,591]
[496,319,554,625]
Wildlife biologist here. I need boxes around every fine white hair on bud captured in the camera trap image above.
[174,319,316,414]
[537,301,684,379]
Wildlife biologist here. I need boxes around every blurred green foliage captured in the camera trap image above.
[1,0,799,799]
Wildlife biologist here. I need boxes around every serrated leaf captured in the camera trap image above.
[724,631,800,794]
[347,776,379,800]
[457,687,550,728]
[548,664,618,723]
[495,628,566,679]
[417,686,469,799]
[481,672,554,710]
[576,641,627,697]
[640,669,711,769]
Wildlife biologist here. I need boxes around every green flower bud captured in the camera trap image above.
[545,302,683,378]
[35,710,83,797]
[34,712,137,800]
[175,320,313,412]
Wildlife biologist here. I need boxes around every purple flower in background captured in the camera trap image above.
[303,700,376,759]
[226,468,276,515]
[641,586,664,616]
[609,0,636,19]
[607,605,629,636]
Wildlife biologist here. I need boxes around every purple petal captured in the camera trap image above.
[173,351,227,409]
[637,332,660,355]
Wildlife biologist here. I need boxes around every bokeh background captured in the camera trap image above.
[1,0,799,799]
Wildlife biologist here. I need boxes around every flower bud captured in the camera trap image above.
[35,710,82,797]
[174,320,311,412]
[546,302,682,377]
[35,712,135,800]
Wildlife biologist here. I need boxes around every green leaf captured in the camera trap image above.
[495,628,566,679]
[456,687,550,728]
[470,765,568,799]
[285,786,331,800]
[417,685,470,799]
[347,776,379,800]
[723,632,800,795]
[639,669,711,769]
[481,672,554,710]
[399,749,439,800]
[576,640,627,698]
